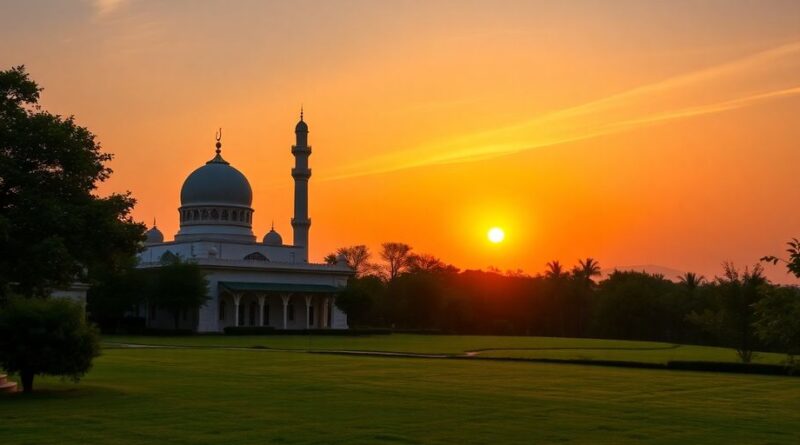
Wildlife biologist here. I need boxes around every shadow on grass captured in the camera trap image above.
[0,383,126,402]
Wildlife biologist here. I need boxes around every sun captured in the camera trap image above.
[487,227,505,244]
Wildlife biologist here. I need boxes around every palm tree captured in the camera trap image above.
[573,258,601,283]
[545,260,566,280]
[678,272,705,290]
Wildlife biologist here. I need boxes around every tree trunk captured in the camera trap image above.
[21,369,34,393]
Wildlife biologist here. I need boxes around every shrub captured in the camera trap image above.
[0,297,100,393]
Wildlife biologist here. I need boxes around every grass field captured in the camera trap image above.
[2,335,799,444]
[104,333,786,364]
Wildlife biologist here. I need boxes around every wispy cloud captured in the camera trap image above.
[322,40,800,182]
[91,0,128,18]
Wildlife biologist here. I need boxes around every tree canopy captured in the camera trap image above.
[0,66,144,297]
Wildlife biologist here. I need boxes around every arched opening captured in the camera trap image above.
[244,252,268,261]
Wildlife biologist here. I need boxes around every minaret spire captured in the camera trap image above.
[291,110,312,262]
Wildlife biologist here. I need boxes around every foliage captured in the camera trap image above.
[687,263,766,363]
[144,259,209,329]
[379,242,414,281]
[0,297,100,393]
[323,245,377,276]
[753,285,800,363]
[762,238,800,278]
[335,276,382,326]
[0,66,144,297]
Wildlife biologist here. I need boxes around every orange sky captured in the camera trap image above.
[4,0,800,282]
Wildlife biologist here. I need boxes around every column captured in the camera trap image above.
[322,297,330,329]
[258,295,266,327]
[305,295,312,329]
[281,294,290,329]
[233,293,241,327]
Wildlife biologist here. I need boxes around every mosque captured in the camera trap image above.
[137,113,353,332]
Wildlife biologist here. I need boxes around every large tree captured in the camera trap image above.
[0,66,144,298]
[0,297,100,393]
[380,242,414,281]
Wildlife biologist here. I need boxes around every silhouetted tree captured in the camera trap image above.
[408,253,458,274]
[754,285,800,364]
[380,242,414,281]
[688,263,767,363]
[0,66,144,298]
[572,258,601,283]
[545,261,567,280]
[336,276,383,327]
[324,245,377,277]
[762,238,800,278]
[678,272,706,290]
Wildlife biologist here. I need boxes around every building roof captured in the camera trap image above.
[218,281,342,294]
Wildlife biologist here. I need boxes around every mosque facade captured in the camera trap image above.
[138,114,352,332]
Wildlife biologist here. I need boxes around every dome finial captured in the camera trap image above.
[300,105,304,122]
[215,128,222,155]
[271,219,275,230]
[153,217,157,227]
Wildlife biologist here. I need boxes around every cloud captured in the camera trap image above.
[91,0,128,17]
[322,40,800,182]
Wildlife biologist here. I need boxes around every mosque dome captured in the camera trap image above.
[144,225,164,244]
[174,137,257,243]
[180,151,252,207]
[263,227,283,246]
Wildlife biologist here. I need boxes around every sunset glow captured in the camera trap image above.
[4,1,800,281]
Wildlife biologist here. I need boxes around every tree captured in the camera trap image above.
[0,297,100,393]
[545,261,567,280]
[688,263,767,363]
[324,245,377,277]
[753,286,800,364]
[335,276,383,327]
[0,66,144,298]
[762,238,800,278]
[572,258,601,283]
[678,272,706,290]
[86,257,147,332]
[145,260,209,329]
[408,253,459,274]
[569,258,601,337]
[380,242,413,281]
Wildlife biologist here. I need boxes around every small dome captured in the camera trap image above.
[180,153,252,207]
[145,226,164,244]
[263,228,283,246]
[295,119,308,133]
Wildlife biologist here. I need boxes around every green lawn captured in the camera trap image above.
[103,333,786,364]
[2,336,798,444]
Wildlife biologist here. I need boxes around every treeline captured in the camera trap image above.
[329,242,800,363]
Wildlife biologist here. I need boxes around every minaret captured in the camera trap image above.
[291,108,312,262]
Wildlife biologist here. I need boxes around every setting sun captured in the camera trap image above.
[488,227,505,244]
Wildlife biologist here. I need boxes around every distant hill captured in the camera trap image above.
[600,264,687,282]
